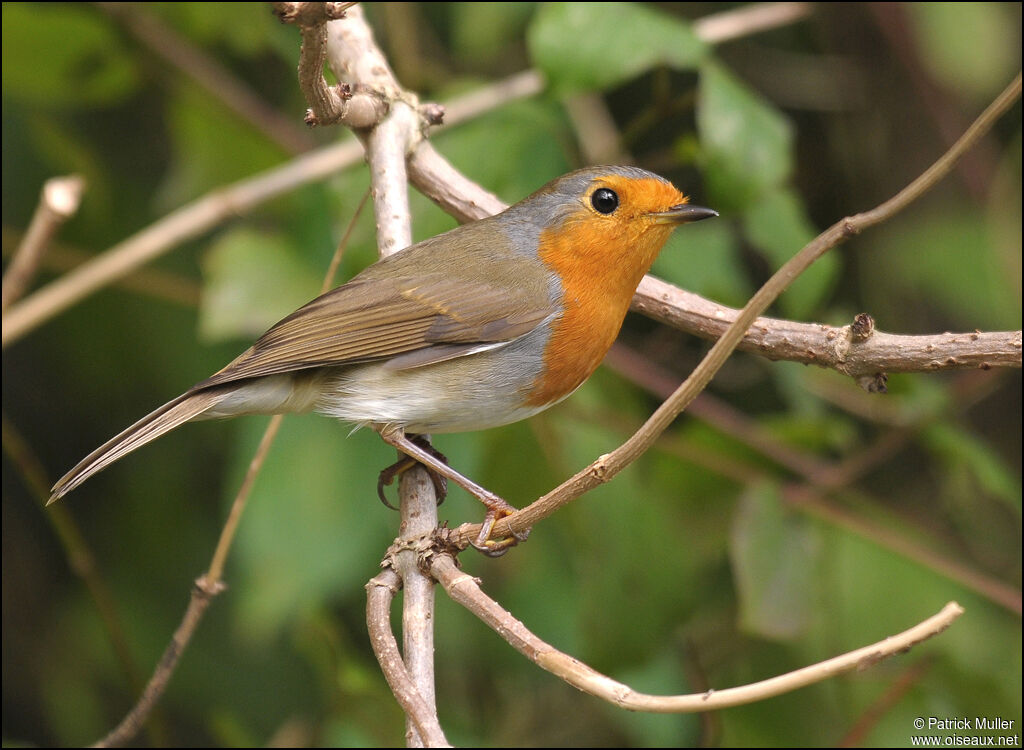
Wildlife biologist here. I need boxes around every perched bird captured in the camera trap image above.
[49,166,716,550]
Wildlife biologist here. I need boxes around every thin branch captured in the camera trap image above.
[92,415,280,747]
[436,70,544,130]
[273,1,387,128]
[366,568,451,747]
[565,93,633,165]
[606,344,831,475]
[92,577,225,748]
[837,657,934,747]
[2,138,364,348]
[783,485,1022,616]
[2,174,84,312]
[207,414,284,582]
[692,1,813,44]
[449,71,1023,549]
[1,228,200,307]
[432,554,963,712]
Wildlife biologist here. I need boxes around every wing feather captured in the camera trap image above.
[196,256,555,389]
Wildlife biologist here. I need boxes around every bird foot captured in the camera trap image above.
[470,500,531,557]
[377,435,448,509]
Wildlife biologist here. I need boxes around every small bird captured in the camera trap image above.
[49,166,716,550]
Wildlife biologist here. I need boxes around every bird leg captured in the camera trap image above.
[377,434,448,509]
[375,426,529,555]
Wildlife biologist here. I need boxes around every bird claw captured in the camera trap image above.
[470,504,530,557]
[376,437,448,510]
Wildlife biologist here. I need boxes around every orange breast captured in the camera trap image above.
[522,173,685,408]
[524,216,670,407]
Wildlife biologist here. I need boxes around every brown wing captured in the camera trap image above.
[195,263,555,390]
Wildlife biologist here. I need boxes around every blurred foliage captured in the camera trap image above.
[2,2,1021,748]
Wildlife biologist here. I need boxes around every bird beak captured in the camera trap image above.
[651,204,718,225]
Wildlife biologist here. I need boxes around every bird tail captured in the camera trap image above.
[48,389,227,504]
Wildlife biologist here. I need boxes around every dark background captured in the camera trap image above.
[3,3,1020,747]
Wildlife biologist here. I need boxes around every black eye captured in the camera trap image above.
[591,188,619,214]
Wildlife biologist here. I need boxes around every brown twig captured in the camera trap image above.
[1,175,84,312]
[92,576,225,748]
[606,343,832,476]
[837,656,934,747]
[1,228,201,308]
[432,553,963,711]
[274,2,388,128]
[783,485,1022,615]
[92,414,280,747]
[450,71,1023,549]
[366,568,451,747]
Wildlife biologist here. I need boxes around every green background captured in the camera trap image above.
[2,3,1020,747]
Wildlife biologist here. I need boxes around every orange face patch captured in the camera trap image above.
[524,174,688,407]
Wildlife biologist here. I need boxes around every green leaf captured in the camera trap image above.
[652,218,751,307]
[528,2,707,94]
[922,422,1022,513]
[230,417,396,640]
[863,204,1021,330]
[157,83,286,208]
[744,188,838,318]
[2,3,138,106]
[199,227,320,342]
[698,62,793,212]
[730,482,821,639]
[450,3,536,66]
[907,2,1020,102]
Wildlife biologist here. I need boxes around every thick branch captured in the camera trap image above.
[633,276,1023,378]
[320,7,439,744]
[274,2,388,128]
[432,554,963,712]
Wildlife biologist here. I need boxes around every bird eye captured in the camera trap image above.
[591,188,619,215]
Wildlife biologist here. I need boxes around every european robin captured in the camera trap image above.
[49,166,716,550]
